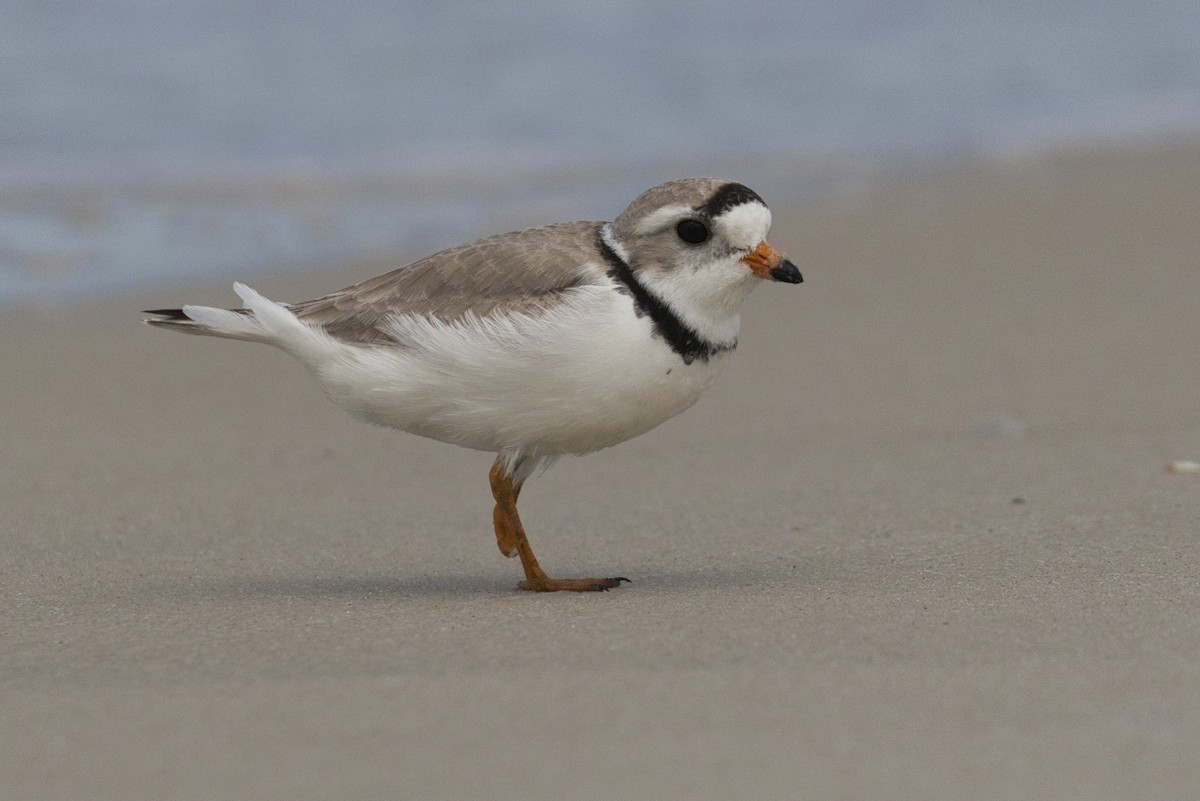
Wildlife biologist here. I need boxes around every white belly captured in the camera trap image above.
[307,286,734,457]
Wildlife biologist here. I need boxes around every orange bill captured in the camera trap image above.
[741,241,803,283]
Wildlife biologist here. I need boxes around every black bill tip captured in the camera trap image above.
[769,259,803,284]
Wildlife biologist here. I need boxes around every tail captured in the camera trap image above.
[144,282,336,358]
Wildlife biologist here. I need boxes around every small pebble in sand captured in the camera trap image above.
[967,415,1027,439]
[1167,461,1200,474]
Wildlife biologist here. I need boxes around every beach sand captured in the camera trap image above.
[3,139,1200,800]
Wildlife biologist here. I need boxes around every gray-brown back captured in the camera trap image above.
[289,220,607,344]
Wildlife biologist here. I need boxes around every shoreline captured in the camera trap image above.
[6,132,1200,312]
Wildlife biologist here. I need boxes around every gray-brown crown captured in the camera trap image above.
[612,178,767,236]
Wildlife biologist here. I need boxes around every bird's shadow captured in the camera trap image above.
[191,572,506,601]
[148,565,774,605]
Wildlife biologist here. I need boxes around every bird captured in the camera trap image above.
[145,178,803,592]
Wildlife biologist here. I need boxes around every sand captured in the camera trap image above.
[3,139,1200,800]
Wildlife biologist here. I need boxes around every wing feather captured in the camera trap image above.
[289,221,608,344]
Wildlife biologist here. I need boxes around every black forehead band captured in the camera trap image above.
[696,182,766,218]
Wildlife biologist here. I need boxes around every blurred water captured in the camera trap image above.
[3,0,1200,304]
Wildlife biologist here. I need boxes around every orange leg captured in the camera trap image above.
[488,457,629,592]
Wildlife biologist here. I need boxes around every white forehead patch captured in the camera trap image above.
[634,205,695,236]
[715,202,772,250]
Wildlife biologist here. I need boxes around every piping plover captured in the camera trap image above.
[145,178,802,592]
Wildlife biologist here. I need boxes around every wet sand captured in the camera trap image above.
[3,139,1200,800]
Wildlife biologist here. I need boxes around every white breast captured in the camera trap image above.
[305,283,733,457]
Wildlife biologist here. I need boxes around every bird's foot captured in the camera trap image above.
[517,576,631,593]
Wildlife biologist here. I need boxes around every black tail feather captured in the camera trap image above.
[143,308,188,320]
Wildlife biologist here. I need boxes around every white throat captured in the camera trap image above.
[636,259,756,347]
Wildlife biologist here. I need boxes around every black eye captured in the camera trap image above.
[675,219,710,244]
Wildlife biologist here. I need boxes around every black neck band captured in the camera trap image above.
[597,228,732,365]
